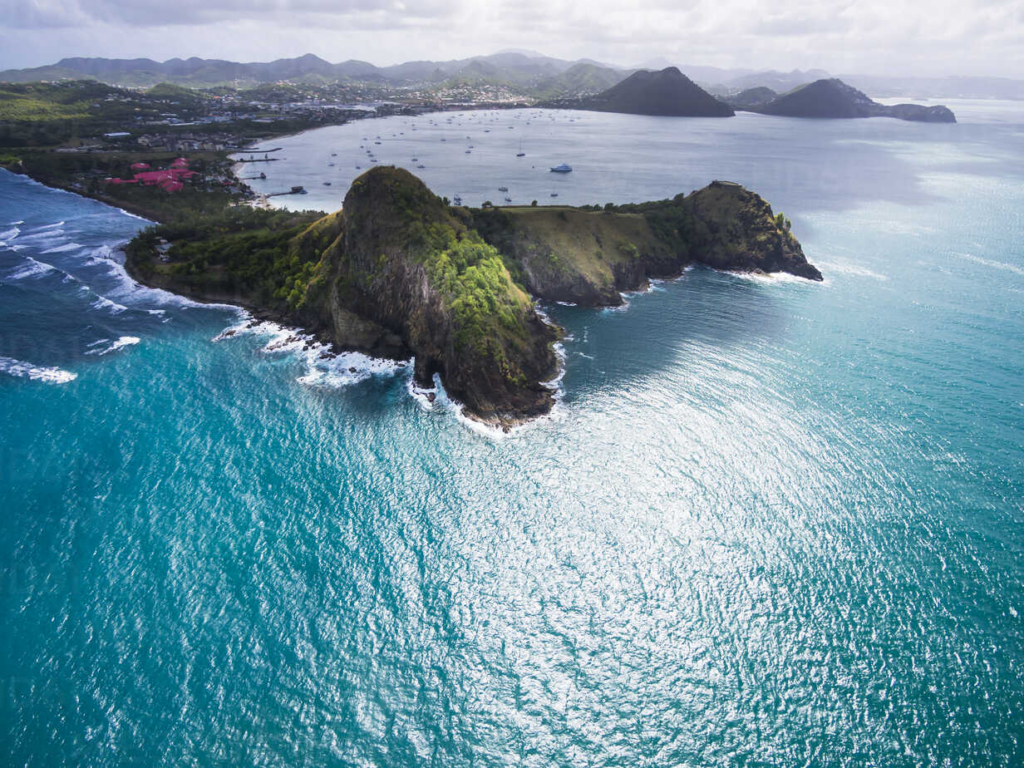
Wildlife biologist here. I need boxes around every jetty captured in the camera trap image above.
[267,185,307,197]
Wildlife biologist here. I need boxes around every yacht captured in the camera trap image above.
[550,164,573,173]
[498,186,508,192]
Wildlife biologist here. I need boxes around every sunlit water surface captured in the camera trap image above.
[1,100,1023,765]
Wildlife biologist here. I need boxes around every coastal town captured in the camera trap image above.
[0,73,542,221]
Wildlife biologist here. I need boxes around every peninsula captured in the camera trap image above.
[738,78,957,122]
[125,167,821,427]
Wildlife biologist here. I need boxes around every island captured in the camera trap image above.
[125,167,821,428]
[543,67,735,117]
[740,78,956,122]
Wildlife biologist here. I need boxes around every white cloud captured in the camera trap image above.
[0,0,1020,77]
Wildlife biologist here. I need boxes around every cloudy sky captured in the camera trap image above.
[2,0,1022,77]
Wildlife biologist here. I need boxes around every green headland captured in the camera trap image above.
[124,167,821,428]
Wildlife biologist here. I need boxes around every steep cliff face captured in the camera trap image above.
[676,181,822,280]
[304,167,560,426]
[470,206,676,305]
[469,182,822,306]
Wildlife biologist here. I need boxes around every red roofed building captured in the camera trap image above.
[104,161,196,192]
[134,170,174,186]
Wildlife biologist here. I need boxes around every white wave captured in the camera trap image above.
[41,242,83,254]
[117,208,150,222]
[84,336,141,356]
[214,317,409,388]
[540,341,567,397]
[298,349,408,388]
[30,221,64,231]
[621,280,657,298]
[6,257,57,281]
[98,246,243,313]
[0,356,76,384]
[406,365,439,411]
[7,220,24,226]
[0,226,20,243]
[725,269,815,285]
[601,297,631,313]
[817,260,887,280]
[958,253,1024,278]
[90,295,129,314]
[16,228,64,242]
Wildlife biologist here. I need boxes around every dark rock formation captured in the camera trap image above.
[547,67,734,117]
[751,78,956,122]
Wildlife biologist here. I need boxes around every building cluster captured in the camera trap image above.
[104,157,197,193]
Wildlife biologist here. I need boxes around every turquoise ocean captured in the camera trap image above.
[1,101,1022,765]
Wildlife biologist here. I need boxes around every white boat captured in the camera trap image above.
[550,164,573,173]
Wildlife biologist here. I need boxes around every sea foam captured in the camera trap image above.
[0,356,76,384]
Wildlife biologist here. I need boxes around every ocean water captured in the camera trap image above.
[2,102,1023,765]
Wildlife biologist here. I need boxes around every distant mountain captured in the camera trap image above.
[752,79,956,122]
[532,63,628,99]
[569,67,734,117]
[0,52,583,89]
[713,69,830,95]
[2,53,1018,101]
[722,86,777,109]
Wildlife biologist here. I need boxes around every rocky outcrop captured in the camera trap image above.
[751,78,956,123]
[677,181,822,280]
[886,103,957,123]
[302,168,560,427]
[546,67,734,117]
